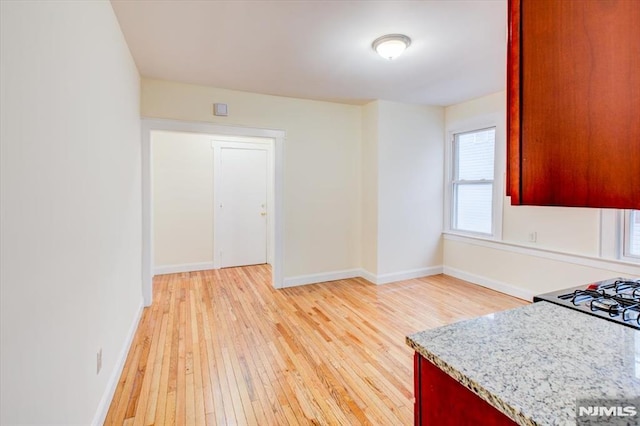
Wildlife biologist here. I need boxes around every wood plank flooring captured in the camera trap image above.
[105,266,527,425]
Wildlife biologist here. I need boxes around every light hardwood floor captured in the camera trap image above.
[105,265,527,425]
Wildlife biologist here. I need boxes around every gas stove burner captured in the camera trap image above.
[534,277,640,330]
[568,290,602,305]
[589,297,623,316]
[613,279,640,293]
[622,306,640,325]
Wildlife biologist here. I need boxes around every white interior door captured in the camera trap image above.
[216,145,268,268]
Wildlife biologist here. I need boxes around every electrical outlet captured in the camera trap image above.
[528,232,537,243]
[97,348,102,375]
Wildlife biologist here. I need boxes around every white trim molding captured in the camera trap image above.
[443,266,535,301]
[599,209,640,265]
[359,269,378,285]
[282,266,444,288]
[91,302,144,426]
[444,113,504,242]
[282,269,362,288]
[362,266,444,285]
[599,209,621,259]
[154,262,216,276]
[444,233,640,277]
[141,118,286,305]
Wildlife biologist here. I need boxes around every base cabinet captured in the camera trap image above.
[413,353,516,425]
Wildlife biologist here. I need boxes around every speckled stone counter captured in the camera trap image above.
[407,301,640,426]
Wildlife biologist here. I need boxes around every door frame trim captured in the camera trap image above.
[141,118,285,306]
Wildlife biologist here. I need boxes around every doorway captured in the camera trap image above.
[141,119,285,306]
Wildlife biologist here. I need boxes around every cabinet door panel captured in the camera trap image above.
[414,353,516,425]
[508,0,640,209]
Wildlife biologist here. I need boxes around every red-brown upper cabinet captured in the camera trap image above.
[507,0,640,209]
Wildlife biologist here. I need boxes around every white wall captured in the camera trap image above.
[361,102,379,275]
[142,79,362,279]
[1,1,142,424]
[443,92,640,298]
[444,237,640,298]
[360,100,444,283]
[153,131,214,268]
[376,101,444,276]
[143,80,446,285]
[503,205,600,256]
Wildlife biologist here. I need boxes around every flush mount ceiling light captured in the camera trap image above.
[372,34,411,60]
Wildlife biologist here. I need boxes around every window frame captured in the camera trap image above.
[622,210,640,261]
[445,124,503,239]
[600,209,640,264]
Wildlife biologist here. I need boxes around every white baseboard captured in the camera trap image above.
[282,269,361,288]
[283,266,443,288]
[443,266,535,301]
[153,261,215,276]
[373,266,444,285]
[359,269,378,284]
[91,301,144,426]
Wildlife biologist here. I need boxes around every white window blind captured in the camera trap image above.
[452,128,495,235]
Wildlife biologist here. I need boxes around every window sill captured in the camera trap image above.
[620,255,640,264]
[443,230,499,242]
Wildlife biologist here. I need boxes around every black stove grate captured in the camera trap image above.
[545,278,640,329]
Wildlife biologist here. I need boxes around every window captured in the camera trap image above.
[451,128,496,235]
[624,210,640,259]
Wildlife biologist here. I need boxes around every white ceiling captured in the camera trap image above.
[111,0,507,106]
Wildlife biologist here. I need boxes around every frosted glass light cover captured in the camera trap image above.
[372,34,411,60]
[376,40,406,59]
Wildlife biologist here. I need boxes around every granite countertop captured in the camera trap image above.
[406,301,640,426]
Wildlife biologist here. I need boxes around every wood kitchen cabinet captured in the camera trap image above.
[507,0,640,209]
[413,353,516,425]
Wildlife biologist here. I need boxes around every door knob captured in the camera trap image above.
[260,212,267,216]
